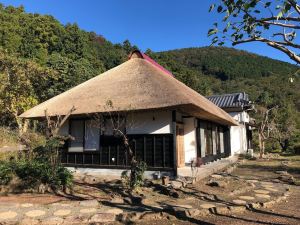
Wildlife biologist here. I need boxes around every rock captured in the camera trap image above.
[200,203,216,209]
[211,174,223,179]
[79,208,97,214]
[124,196,143,205]
[254,189,270,194]
[53,209,71,217]
[41,217,64,225]
[185,209,201,217]
[79,199,99,207]
[0,211,18,220]
[169,189,179,198]
[38,184,47,194]
[278,175,295,184]
[25,210,46,218]
[110,197,124,204]
[207,180,227,188]
[63,215,88,224]
[171,180,183,189]
[89,213,116,223]
[233,199,247,205]
[123,197,132,204]
[255,194,271,199]
[275,170,288,175]
[106,208,124,215]
[63,187,72,195]
[19,218,39,225]
[239,196,255,200]
[82,175,97,184]
[21,203,34,208]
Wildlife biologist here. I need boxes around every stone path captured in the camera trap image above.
[0,172,291,224]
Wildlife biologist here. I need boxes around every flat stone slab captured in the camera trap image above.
[264,187,278,192]
[260,182,273,185]
[0,211,18,220]
[255,194,271,199]
[25,210,46,218]
[200,203,216,209]
[261,185,274,189]
[239,196,255,200]
[41,216,64,225]
[233,199,247,205]
[21,203,34,208]
[89,213,116,223]
[173,204,193,209]
[79,200,99,207]
[254,189,270,194]
[79,208,97,214]
[106,208,124,214]
[211,174,223,179]
[247,179,259,183]
[53,209,71,217]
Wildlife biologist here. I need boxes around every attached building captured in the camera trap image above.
[207,92,254,155]
[20,50,238,177]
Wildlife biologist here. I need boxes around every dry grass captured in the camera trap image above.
[0,127,18,147]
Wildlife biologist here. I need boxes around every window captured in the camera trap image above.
[198,120,227,158]
[69,119,100,152]
[205,122,213,155]
[85,120,100,151]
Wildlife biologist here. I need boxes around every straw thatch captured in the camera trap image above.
[20,52,237,126]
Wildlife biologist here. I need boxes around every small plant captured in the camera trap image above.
[0,161,13,185]
[121,161,147,191]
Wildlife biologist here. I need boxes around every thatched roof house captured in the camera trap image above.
[21,50,238,177]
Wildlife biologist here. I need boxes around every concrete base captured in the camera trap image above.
[177,155,238,180]
[66,167,174,180]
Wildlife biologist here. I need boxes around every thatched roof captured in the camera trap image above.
[20,51,237,126]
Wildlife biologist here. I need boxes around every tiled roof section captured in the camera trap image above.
[207,92,250,109]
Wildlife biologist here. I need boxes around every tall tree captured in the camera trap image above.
[208,0,300,64]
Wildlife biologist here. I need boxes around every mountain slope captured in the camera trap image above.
[153,47,298,80]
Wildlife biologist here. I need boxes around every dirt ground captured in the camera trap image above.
[0,154,299,225]
[129,154,300,225]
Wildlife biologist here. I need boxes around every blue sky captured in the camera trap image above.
[0,0,294,63]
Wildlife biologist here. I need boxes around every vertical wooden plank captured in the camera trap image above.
[153,136,156,167]
[162,136,165,168]
[143,136,146,163]
[117,145,119,165]
[108,146,111,165]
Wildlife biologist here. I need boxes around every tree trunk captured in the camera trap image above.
[258,133,265,158]
[280,139,289,152]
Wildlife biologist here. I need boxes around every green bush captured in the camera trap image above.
[0,161,13,185]
[12,159,73,190]
[122,161,147,191]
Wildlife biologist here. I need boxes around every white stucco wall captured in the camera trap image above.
[229,111,250,123]
[183,117,197,163]
[230,124,247,154]
[58,110,173,136]
[126,110,173,134]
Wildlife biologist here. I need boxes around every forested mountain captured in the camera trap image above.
[0,4,299,151]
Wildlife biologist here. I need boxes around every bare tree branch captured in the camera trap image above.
[258,20,300,29]
[232,37,300,63]
[288,0,300,15]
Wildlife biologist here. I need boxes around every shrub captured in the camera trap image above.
[7,159,73,191]
[121,161,147,191]
[0,161,13,185]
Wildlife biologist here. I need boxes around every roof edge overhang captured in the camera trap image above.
[19,103,238,126]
